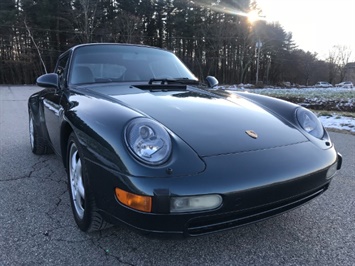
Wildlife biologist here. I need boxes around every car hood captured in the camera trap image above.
[88,85,308,157]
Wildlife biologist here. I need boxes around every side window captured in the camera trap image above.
[55,53,69,89]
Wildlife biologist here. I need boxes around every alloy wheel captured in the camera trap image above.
[69,143,85,219]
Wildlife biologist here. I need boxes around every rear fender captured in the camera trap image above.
[28,92,52,148]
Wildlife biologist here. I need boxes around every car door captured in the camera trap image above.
[42,52,70,154]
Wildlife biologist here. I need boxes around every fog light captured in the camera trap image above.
[326,162,338,179]
[170,194,222,213]
[115,188,152,212]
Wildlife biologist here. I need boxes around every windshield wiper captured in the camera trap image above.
[148,78,199,85]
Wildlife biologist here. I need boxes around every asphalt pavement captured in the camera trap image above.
[1,85,354,266]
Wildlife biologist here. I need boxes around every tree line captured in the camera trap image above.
[0,0,352,85]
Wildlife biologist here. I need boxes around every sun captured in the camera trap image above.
[247,10,260,23]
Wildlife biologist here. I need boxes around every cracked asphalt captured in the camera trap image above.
[1,85,354,266]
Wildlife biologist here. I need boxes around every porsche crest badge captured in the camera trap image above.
[245,130,258,139]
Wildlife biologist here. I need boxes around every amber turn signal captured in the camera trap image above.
[115,188,152,212]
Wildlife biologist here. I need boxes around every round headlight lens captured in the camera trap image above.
[296,108,324,139]
[125,118,172,165]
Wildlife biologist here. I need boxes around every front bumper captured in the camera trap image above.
[86,142,342,237]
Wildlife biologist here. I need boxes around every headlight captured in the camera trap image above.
[296,108,324,139]
[125,117,172,165]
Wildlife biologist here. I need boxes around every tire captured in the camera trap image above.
[29,109,52,155]
[67,132,110,232]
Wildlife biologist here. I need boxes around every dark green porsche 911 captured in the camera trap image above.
[28,43,342,237]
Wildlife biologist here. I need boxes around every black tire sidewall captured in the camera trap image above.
[29,109,42,154]
[29,108,52,155]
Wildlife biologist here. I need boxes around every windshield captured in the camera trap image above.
[69,44,198,85]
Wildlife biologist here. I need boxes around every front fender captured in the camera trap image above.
[234,92,333,150]
[64,93,205,178]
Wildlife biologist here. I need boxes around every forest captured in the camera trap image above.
[0,0,352,85]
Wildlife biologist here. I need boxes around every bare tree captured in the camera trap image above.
[74,0,99,43]
[24,18,47,73]
[117,12,140,43]
[332,45,352,82]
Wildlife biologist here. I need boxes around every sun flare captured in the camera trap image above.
[247,10,261,23]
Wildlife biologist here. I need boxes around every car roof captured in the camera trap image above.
[71,43,166,53]
[58,43,169,60]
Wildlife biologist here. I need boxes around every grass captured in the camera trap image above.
[226,87,355,113]
[312,110,355,118]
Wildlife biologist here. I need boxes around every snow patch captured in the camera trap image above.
[319,115,355,133]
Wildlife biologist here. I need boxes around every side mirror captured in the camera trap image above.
[205,76,219,88]
[36,73,59,88]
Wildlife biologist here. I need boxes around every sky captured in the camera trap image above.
[255,0,355,61]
